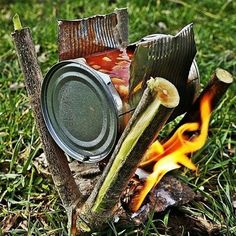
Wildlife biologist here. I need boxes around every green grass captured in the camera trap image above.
[0,0,235,235]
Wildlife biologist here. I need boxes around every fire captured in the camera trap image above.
[130,93,212,212]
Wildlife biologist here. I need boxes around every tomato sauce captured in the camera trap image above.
[85,48,133,102]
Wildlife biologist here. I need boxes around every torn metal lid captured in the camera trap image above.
[128,24,198,119]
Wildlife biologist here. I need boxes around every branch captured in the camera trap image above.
[11,17,84,225]
[167,68,233,138]
[78,78,180,232]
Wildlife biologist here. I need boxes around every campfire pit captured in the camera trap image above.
[12,9,233,235]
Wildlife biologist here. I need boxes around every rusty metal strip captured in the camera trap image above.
[58,8,128,60]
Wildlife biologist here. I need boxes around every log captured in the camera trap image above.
[11,16,83,230]
[167,68,233,138]
[77,78,180,232]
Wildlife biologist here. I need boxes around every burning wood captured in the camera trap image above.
[167,68,234,136]
[120,175,195,221]
[125,68,233,212]
[130,92,211,211]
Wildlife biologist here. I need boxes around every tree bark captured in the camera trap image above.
[12,27,84,229]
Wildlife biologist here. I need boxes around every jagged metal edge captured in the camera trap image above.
[129,24,197,118]
[58,8,128,61]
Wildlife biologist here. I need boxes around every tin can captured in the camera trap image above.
[41,55,199,163]
[41,58,129,163]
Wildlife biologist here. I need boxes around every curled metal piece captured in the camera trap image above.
[58,8,128,60]
[129,24,198,119]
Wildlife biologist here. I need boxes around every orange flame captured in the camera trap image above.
[131,93,212,212]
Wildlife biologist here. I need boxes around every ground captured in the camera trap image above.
[0,0,236,235]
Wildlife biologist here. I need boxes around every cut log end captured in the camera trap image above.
[147,77,180,108]
[215,68,234,84]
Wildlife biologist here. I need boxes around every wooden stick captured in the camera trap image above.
[166,68,233,138]
[77,78,180,232]
[12,24,83,216]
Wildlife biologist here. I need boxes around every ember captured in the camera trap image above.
[130,92,213,212]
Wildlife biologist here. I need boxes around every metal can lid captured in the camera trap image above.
[41,61,119,163]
